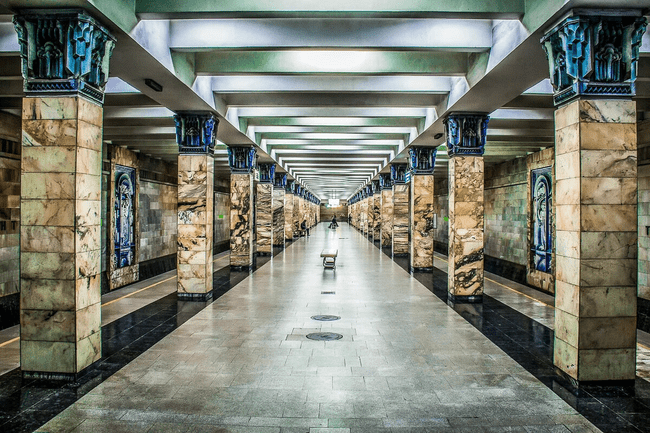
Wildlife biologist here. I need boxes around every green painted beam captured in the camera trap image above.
[194,51,468,75]
[246,117,421,128]
[136,0,524,18]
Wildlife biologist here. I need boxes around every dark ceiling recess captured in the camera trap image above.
[145,78,163,92]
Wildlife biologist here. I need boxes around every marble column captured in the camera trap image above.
[228,146,256,268]
[284,186,294,240]
[274,174,286,246]
[273,188,285,246]
[177,154,214,300]
[553,100,638,380]
[367,195,374,238]
[175,114,217,301]
[15,11,115,379]
[445,114,489,302]
[448,156,484,298]
[542,12,645,382]
[380,174,394,248]
[408,147,436,272]
[256,163,275,255]
[256,183,273,254]
[392,164,409,256]
[293,192,300,236]
[410,175,434,271]
[372,181,381,241]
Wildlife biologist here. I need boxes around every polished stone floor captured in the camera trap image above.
[28,224,602,433]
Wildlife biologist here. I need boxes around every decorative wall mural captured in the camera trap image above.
[114,165,136,268]
[531,167,552,273]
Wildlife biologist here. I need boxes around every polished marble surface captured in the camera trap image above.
[0,249,280,433]
[31,225,601,433]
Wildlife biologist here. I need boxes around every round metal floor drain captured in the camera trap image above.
[311,315,341,321]
[306,332,343,341]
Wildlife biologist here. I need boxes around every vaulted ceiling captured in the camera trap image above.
[0,0,648,200]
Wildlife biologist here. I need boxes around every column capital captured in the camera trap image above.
[444,113,490,157]
[408,146,437,174]
[227,146,256,173]
[174,112,217,154]
[541,10,647,106]
[13,10,116,104]
[286,180,296,194]
[274,172,287,189]
[390,163,408,184]
[379,173,393,190]
[258,162,275,183]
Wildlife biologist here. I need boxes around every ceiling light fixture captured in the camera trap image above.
[145,78,163,92]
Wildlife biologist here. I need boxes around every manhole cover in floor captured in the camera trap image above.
[311,315,341,321]
[306,332,343,341]
[321,291,335,294]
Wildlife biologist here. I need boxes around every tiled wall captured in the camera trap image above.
[139,180,177,262]
[214,191,230,254]
[484,157,528,266]
[0,112,20,328]
[320,204,348,222]
[214,176,230,254]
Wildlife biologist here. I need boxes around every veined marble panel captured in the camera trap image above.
[381,189,394,248]
[284,193,294,240]
[553,99,638,382]
[448,156,484,298]
[273,188,285,246]
[410,175,434,270]
[231,173,253,267]
[367,197,374,238]
[20,97,102,375]
[177,154,214,295]
[393,184,409,255]
[256,183,273,254]
[373,194,381,240]
[292,195,300,236]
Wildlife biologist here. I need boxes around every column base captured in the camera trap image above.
[410,266,433,273]
[23,370,82,382]
[177,291,213,302]
[448,294,483,304]
[393,252,408,257]
[231,265,252,271]
[257,251,272,257]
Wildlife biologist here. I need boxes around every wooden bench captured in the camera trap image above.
[320,249,338,269]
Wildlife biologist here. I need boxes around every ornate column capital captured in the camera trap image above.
[174,112,217,154]
[408,146,437,174]
[227,146,256,173]
[541,10,647,106]
[379,173,393,190]
[274,172,287,189]
[390,163,408,184]
[13,10,115,104]
[286,180,296,194]
[371,180,380,194]
[444,113,490,157]
[257,163,275,183]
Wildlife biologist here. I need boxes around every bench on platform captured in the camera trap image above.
[320,249,338,269]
